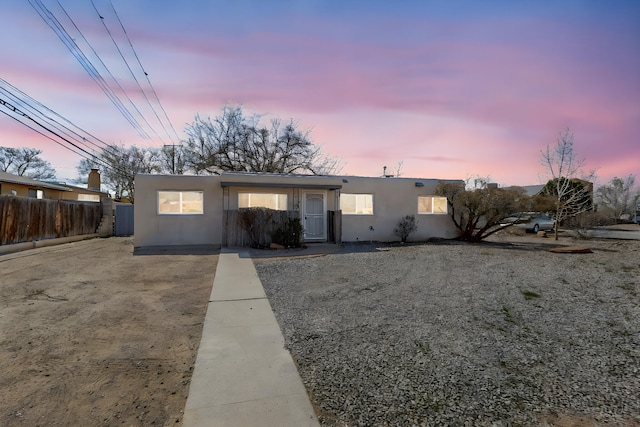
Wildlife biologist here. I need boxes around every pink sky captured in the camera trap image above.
[1,1,638,187]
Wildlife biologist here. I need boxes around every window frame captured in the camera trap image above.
[417,196,448,215]
[340,193,374,215]
[238,192,288,211]
[157,190,204,215]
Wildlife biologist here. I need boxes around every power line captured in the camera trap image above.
[15,0,184,176]
[28,0,184,157]
[37,0,181,149]
[90,0,173,146]
[0,98,138,179]
[106,0,182,144]
[54,0,166,147]
[0,81,139,178]
[0,96,110,170]
[0,78,110,155]
[29,0,151,140]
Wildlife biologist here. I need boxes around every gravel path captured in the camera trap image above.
[254,237,640,426]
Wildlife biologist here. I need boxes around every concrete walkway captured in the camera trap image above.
[182,249,320,427]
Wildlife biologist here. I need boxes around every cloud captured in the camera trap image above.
[2,1,638,186]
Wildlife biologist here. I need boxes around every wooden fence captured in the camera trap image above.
[224,209,298,248]
[0,196,102,246]
[224,208,341,247]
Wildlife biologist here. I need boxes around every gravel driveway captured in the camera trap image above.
[254,236,640,426]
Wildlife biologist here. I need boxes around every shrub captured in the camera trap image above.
[271,217,304,248]
[394,215,418,243]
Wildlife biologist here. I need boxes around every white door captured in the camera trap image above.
[303,192,326,240]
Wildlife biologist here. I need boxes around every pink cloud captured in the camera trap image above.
[2,2,637,187]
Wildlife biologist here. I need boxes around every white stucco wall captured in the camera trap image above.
[134,172,462,248]
[134,174,223,248]
[339,176,460,242]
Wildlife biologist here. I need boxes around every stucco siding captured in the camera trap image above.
[134,174,223,248]
[133,172,462,248]
[340,176,459,242]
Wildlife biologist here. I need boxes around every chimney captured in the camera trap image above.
[88,168,101,190]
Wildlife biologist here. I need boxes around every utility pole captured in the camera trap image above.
[164,144,175,174]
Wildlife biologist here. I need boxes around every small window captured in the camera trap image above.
[238,193,287,210]
[418,196,448,214]
[158,191,203,214]
[78,194,100,202]
[341,193,374,215]
[28,189,43,199]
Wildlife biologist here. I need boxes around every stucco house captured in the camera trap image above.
[134,172,462,249]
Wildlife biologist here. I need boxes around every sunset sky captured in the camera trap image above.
[1,0,638,187]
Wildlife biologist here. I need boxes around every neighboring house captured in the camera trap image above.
[134,172,463,249]
[514,179,594,209]
[0,169,109,202]
[0,170,72,199]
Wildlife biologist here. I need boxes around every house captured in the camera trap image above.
[134,172,462,249]
[0,170,72,199]
[512,179,594,212]
[0,169,110,201]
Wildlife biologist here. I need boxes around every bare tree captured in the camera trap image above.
[77,144,161,202]
[541,129,596,240]
[0,146,57,180]
[182,105,342,175]
[596,175,639,223]
[435,179,530,242]
[159,145,187,175]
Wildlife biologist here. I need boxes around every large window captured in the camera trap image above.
[238,193,287,210]
[418,196,448,214]
[341,193,374,215]
[158,191,204,214]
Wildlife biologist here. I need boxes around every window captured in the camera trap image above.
[28,189,44,199]
[418,196,448,214]
[158,191,204,214]
[238,193,288,210]
[341,193,374,215]
[78,194,100,202]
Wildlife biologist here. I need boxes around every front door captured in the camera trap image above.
[303,192,326,240]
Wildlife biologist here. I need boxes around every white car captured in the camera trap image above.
[500,212,556,233]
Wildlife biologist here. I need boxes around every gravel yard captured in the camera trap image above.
[254,235,640,426]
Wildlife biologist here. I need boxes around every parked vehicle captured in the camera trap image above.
[500,212,555,233]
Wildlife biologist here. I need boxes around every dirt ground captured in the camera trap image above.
[0,237,218,427]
